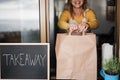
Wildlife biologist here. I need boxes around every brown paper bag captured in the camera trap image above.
[55,33,97,80]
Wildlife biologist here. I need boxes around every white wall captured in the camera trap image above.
[55,0,66,18]
[88,0,116,34]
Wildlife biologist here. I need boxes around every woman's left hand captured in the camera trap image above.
[78,22,90,32]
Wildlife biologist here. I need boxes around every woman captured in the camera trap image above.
[58,0,99,33]
[56,1,98,79]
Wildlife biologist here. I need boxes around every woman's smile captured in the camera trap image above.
[71,0,83,8]
[75,1,80,5]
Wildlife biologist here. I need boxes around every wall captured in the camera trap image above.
[55,0,66,18]
[88,0,116,34]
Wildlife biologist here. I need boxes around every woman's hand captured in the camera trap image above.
[68,24,79,32]
[67,22,90,33]
[78,22,89,32]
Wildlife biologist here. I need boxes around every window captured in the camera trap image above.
[0,0,40,43]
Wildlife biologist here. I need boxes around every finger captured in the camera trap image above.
[80,22,85,26]
[75,26,78,30]
[78,29,82,32]
[83,23,89,28]
[69,25,73,31]
[78,25,82,32]
[69,24,74,31]
[71,25,77,31]
[80,26,86,32]
[81,22,89,27]
[78,28,83,32]
[73,25,78,31]
[73,26,76,30]
[78,27,82,32]
[83,26,88,32]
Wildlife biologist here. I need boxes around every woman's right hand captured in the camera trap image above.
[78,22,89,32]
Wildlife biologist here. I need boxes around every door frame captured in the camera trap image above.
[39,0,50,43]
[117,0,120,58]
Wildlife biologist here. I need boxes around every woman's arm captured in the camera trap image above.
[57,11,70,30]
[86,9,99,29]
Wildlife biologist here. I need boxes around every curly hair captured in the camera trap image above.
[64,0,88,18]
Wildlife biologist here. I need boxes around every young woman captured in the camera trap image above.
[58,0,99,33]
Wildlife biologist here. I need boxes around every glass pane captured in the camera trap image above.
[0,0,40,43]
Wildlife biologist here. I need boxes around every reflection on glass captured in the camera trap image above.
[0,0,40,43]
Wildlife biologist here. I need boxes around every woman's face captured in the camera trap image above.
[71,0,84,8]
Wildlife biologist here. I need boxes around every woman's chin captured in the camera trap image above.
[74,5,81,8]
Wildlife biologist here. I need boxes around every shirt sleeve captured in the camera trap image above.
[86,9,99,29]
[57,10,70,30]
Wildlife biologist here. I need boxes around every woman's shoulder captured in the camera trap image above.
[85,8,94,13]
[59,10,71,20]
[84,8,97,17]
[85,8,96,14]
[60,10,71,18]
[62,10,70,14]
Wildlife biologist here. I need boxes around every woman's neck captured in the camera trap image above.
[73,7,83,17]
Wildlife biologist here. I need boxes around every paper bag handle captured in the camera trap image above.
[68,30,85,36]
